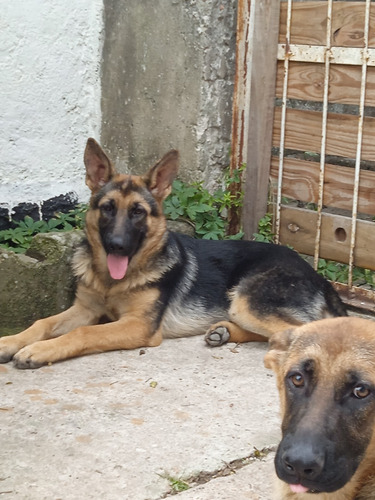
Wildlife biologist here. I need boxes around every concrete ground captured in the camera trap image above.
[0,337,280,500]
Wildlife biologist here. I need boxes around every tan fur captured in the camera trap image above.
[230,294,300,338]
[206,320,267,343]
[265,317,375,500]
[205,293,300,343]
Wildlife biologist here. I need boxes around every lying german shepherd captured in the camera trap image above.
[265,317,375,499]
[0,139,347,369]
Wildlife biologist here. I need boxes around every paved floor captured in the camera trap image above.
[0,337,280,499]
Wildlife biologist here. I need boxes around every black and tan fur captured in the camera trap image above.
[0,139,346,369]
[265,317,375,499]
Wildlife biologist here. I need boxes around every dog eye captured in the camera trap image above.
[131,205,146,217]
[100,201,115,214]
[352,385,371,399]
[289,373,305,388]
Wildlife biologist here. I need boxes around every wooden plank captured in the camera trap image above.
[242,0,281,239]
[270,157,375,216]
[333,283,375,313]
[279,2,375,48]
[278,205,375,270]
[276,62,375,107]
[273,107,375,161]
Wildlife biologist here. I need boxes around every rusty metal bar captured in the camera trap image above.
[229,0,251,186]
[347,0,371,288]
[275,0,292,244]
[277,45,375,67]
[228,0,251,235]
[313,0,333,270]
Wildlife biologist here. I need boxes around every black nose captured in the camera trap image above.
[107,236,127,254]
[281,445,325,481]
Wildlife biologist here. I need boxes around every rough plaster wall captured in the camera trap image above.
[101,0,237,188]
[195,0,237,190]
[0,0,103,213]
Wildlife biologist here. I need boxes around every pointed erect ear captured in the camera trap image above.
[84,138,116,193]
[143,150,179,201]
[263,328,295,371]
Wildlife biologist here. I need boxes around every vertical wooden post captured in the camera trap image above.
[236,0,281,239]
[228,0,251,235]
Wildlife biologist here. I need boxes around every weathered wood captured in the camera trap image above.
[278,205,375,270]
[276,62,375,106]
[279,2,375,48]
[333,283,375,313]
[228,0,251,234]
[242,0,281,239]
[273,107,375,161]
[270,157,375,216]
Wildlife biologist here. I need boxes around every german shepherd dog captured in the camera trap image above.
[265,317,375,499]
[0,139,347,369]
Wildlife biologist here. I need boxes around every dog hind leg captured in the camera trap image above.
[205,293,299,347]
[205,321,267,346]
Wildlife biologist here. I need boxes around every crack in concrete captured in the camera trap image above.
[161,445,277,497]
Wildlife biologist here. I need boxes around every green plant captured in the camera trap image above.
[252,213,275,243]
[163,168,245,240]
[167,476,190,493]
[0,204,88,253]
[222,163,246,211]
[317,258,375,289]
[52,204,88,230]
[157,473,190,494]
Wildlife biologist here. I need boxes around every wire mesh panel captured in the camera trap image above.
[270,0,375,307]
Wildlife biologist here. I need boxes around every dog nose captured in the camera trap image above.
[282,447,325,481]
[107,236,127,253]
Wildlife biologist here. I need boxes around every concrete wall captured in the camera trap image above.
[101,0,237,189]
[0,0,237,225]
[0,0,103,219]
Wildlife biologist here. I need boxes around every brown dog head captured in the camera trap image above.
[82,138,179,280]
[264,317,375,495]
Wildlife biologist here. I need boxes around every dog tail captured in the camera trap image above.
[323,282,348,317]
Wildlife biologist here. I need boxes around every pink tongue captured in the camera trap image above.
[290,484,309,494]
[107,254,129,280]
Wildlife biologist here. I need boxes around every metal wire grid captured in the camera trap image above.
[275,0,372,288]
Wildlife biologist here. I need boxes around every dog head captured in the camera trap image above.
[82,138,178,280]
[264,317,375,495]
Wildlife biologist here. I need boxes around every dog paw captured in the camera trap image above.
[0,337,19,363]
[12,345,47,370]
[0,352,13,364]
[205,326,230,347]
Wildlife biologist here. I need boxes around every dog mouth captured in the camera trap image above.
[288,479,342,495]
[279,459,354,495]
[289,483,320,494]
[107,254,129,280]
[290,484,309,494]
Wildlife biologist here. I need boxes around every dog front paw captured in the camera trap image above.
[13,344,48,369]
[205,325,230,347]
[0,337,20,363]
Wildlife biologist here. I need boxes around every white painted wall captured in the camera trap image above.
[0,0,103,213]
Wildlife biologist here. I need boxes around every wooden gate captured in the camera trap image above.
[231,0,375,310]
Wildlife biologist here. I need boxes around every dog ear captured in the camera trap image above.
[84,138,116,193]
[144,150,179,201]
[264,328,295,371]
